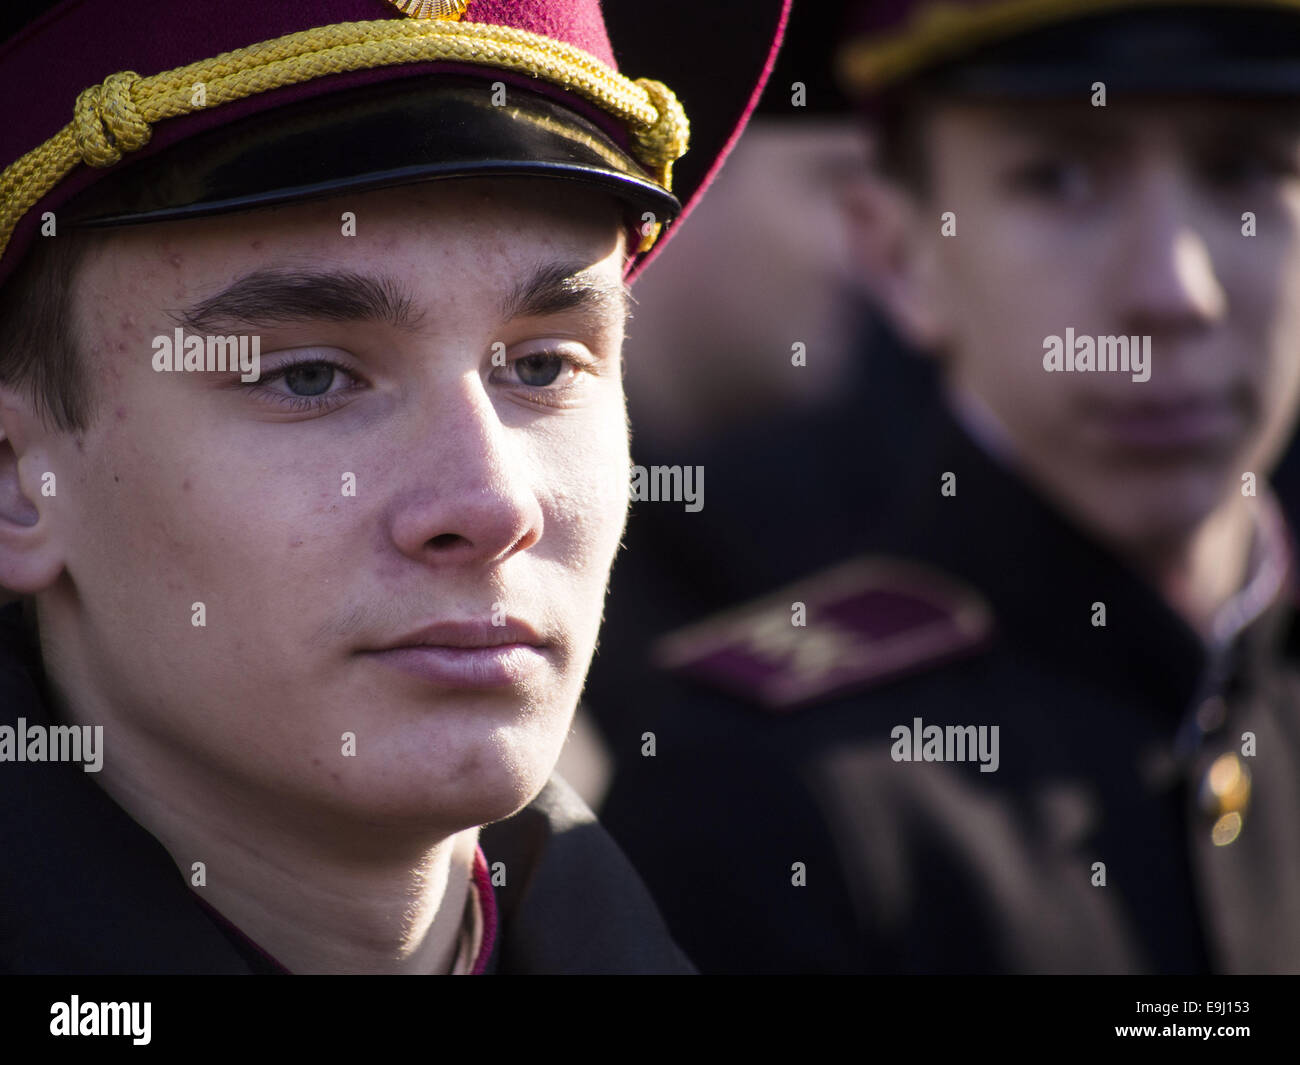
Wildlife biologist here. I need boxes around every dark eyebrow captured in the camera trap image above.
[171,262,630,334]
[171,269,424,333]
[501,261,631,326]
[1185,112,1300,150]
[1000,103,1300,153]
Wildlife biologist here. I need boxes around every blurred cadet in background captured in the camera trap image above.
[614,29,877,452]
[578,1,938,803]
[556,0,892,805]
[595,0,1300,973]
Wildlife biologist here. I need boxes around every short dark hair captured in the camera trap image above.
[0,231,97,433]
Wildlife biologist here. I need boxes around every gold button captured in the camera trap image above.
[1212,812,1243,847]
[1199,753,1251,845]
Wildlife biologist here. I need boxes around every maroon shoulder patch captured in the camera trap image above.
[651,557,995,712]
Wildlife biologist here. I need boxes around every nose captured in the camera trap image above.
[388,373,543,566]
[1111,163,1227,335]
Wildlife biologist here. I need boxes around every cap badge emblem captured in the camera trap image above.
[385,0,469,19]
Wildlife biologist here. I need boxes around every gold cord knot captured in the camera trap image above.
[632,78,689,190]
[73,71,151,168]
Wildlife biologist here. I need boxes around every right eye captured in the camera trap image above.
[245,356,366,414]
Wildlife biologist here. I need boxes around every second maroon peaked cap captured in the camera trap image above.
[838,0,1300,102]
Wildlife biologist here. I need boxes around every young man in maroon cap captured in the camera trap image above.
[0,0,787,974]
[599,0,1300,974]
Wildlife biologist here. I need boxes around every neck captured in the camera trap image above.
[1130,495,1259,643]
[121,760,478,973]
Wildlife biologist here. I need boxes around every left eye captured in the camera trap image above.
[493,348,598,407]
[514,353,567,387]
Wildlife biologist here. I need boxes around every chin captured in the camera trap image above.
[422,773,543,831]
[334,765,546,834]
[454,740,558,823]
[1084,476,1234,556]
[297,724,562,833]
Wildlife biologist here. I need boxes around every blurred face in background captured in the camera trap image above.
[875,97,1300,557]
[623,117,875,444]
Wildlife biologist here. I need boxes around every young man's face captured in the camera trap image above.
[28,178,630,833]
[897,98,1300,552]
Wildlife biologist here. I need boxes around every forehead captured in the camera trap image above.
[74,177,628,298]
[924,96,1300,150]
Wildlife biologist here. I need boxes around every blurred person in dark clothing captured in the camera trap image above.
[596,1,1300,974]
[583,0,936,766]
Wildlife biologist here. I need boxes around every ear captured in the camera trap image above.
[840,173,951,352]
[0,386,68,595]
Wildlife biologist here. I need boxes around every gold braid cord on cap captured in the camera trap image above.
[0,17,690,267]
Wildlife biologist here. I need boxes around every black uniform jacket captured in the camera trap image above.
[0,603,692,975]
[599,398,1300,974]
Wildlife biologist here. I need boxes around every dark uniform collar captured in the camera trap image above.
[0,600,264,973]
